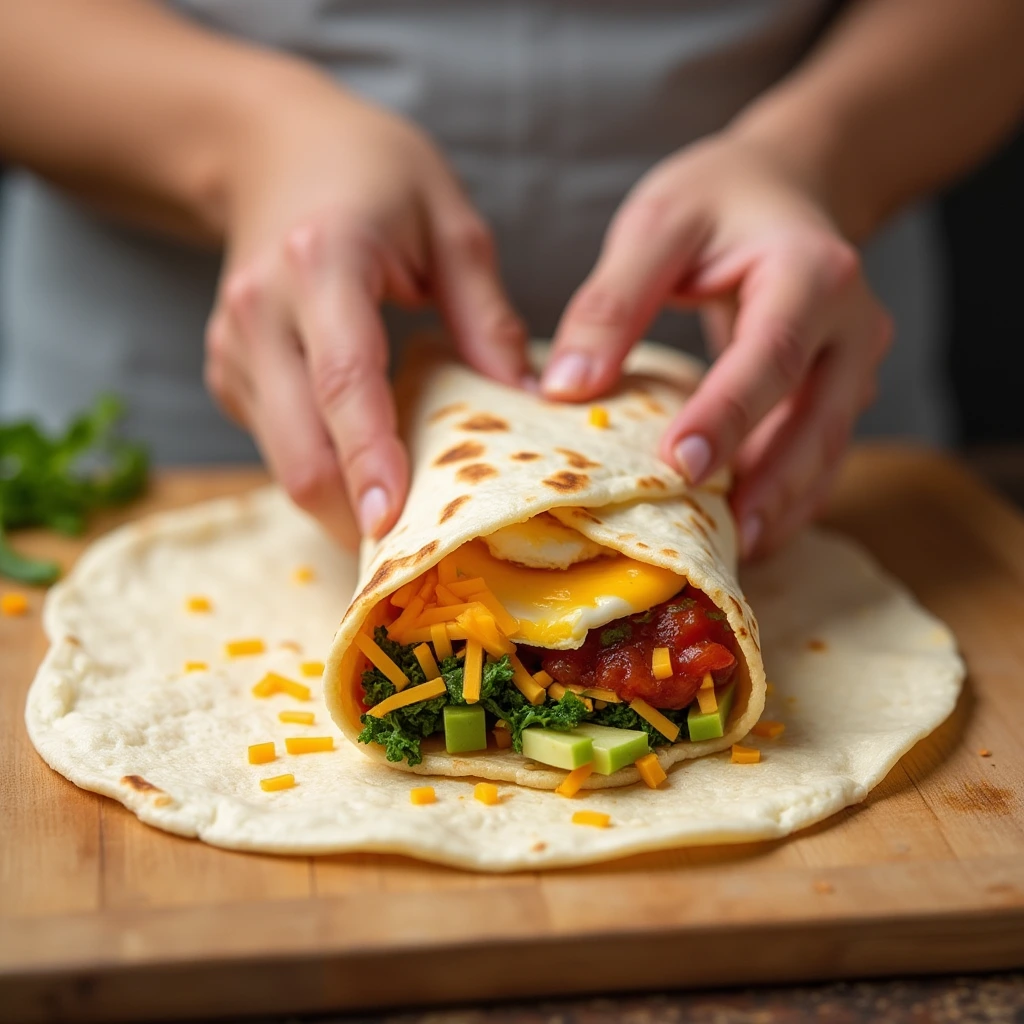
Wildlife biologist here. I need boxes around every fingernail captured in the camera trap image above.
[542,352,592,396]
[358,486,390,538]
[673,435,712,484]
[740,514,763,559]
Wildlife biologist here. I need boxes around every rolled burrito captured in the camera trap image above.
[324,340,766,790]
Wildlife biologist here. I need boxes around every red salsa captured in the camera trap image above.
[527,587,738,710]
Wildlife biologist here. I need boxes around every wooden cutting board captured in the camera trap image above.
[1,448,1022,1024]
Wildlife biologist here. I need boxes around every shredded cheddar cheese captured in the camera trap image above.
[260,774,295,792]
[572,810,610,828]
[414,642,441,682]
[225,638,265,657]
[368,677,448,718]
[555,763,594,798]
[410,786,436,806]
[430,622,453,660]
[185,596,212,613]
[299,661,324,678]
[292,566,315,584]
[474,782,499,805]
[493,727,512,749]
[434,583,462,607]
[700,672,714,690]
[651,647,673,680]
[581,688,622,703]
[635,753,667,789]
[588,406,610,429]
[1,592,29,617]
[696,686,718,715]
[465,589,519,637]
[463,640,483,703]
[387,595,425,641]
[509,655,547,706]
[278,710,315,725]
[284,736,334,754]
[390,579,420,609]
[446,577,486,598]
[251,672,311,701]
[414,602,475,628]
[437,556,458,586]
[248,742,276,765]
[401,624,469,645]
[629,698,680,743]
[731,744,761,764]
[751,720,785,739]
[417,569,439,600]
[456,605,515,657]
[354,631,410,691]
[532,670,554,688]
[183,661,207,673]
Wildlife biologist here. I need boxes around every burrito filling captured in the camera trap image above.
[353,516,740,771]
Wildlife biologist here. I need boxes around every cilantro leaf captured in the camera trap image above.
[600,622,633,647]
[0,395,148,583]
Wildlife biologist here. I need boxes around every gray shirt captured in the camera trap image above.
[0,0,950,462]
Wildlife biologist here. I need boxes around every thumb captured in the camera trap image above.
[541,196,708,400]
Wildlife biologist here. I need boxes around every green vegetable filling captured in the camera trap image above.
[0,395,148,584]
[356,627,689,766]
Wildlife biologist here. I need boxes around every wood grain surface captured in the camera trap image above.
[1,449,1022,1024]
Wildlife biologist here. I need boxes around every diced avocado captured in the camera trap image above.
[443,703,487,753]
[687,681,736,741]
[571,723,649,775]
[521,727,593,770]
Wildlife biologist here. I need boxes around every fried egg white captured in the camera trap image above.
[454,533,683,650]
[482,512,610,569]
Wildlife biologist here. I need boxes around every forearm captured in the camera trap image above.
[731,0,1024,241]
[0,0,319,242]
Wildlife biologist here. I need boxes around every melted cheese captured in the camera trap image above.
[450,538,682,649]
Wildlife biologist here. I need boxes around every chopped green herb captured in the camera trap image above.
[705,609,727,621]
[0,396,148,584]
[600,622,633,646]
[667,598,698,613]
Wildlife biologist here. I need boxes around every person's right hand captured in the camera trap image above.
[204,66,528,547]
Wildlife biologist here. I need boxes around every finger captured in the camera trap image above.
[428,199,531,387]
[203,308,253,429]
[541,196,709,400]
[214,267,360,548]
[729,341,862,559]
[286,225,409,540]
[660,244,857,484]
[255,340,360,550]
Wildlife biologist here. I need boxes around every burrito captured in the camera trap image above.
[324,340,766,790]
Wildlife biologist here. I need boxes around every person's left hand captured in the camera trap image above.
[540,131,893,559]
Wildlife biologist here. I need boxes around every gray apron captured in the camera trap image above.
[0,0,950,462]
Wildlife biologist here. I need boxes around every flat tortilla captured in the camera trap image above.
[324,342,764,785]
[25,489,963,870]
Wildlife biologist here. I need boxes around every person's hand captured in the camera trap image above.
[540,131,892,559]
[204,66,527,546]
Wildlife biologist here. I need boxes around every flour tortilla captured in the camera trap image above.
[324,342,764,787]
[25,488,963,870]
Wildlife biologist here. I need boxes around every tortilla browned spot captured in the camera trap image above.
[122,775,162,793]
[554,448,600,470]
[643,397,666,415]
[661,548,678,558]
[428,402,467,423]
[570,509,601,523]
[691,519,711,543]
[510,451,542,462]
[542,471,588,493]
[358,541,440,601]
[439,495,471,523]
[807,639,827,652]
[738,626,749,637]
[456,463,499,484]
[681,495,717,530]
[636,542,650,550]
[434,441,485,466]
[637,476,667,490]
[458,413,509,432]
